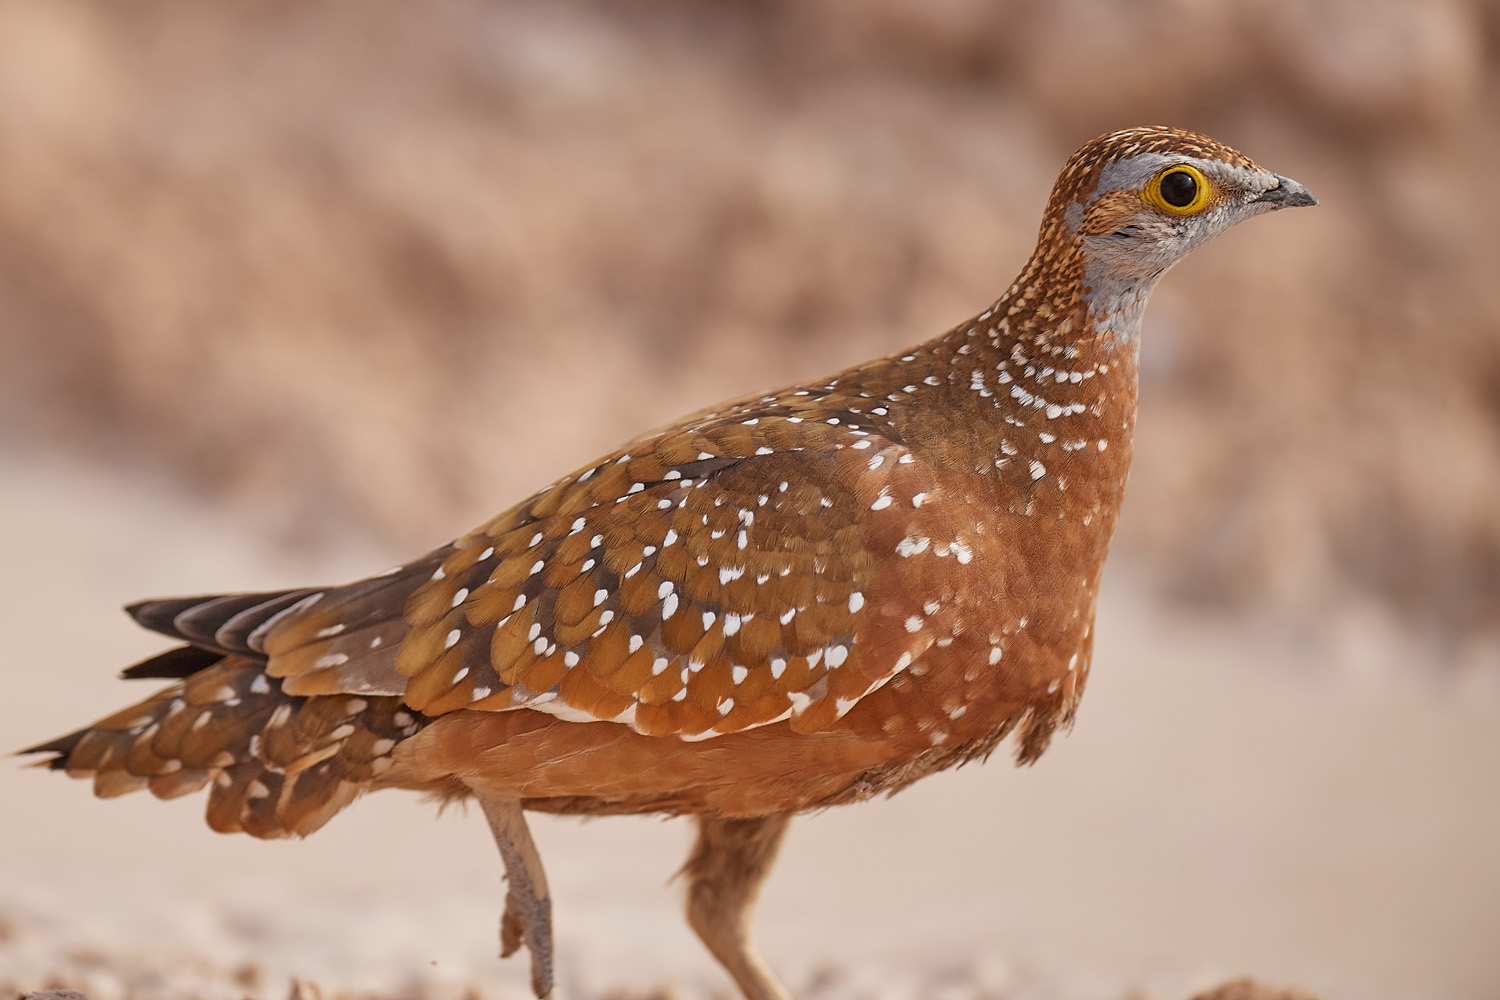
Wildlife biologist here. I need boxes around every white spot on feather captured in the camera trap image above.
[896,535,930,557]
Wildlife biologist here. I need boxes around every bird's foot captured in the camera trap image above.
[500,868,554,996]
[472,790,555,998]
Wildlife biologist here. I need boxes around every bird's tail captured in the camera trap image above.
[20,653,424,838]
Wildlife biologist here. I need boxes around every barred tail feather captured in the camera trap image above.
[20,657,426,838]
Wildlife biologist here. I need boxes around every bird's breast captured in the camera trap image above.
[838,353,1139,758]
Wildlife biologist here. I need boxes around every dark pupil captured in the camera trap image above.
[1160,170,1198,207]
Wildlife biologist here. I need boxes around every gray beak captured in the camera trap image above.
[1255,173,1318,208]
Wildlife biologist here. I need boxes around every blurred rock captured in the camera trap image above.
[286,979,324,1000]
[1189,978,1322,1000]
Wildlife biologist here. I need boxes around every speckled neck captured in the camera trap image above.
[861,248,1141,490]
[1007,213,1158,352]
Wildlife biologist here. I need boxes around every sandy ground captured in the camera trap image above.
[2,449,1497,1000]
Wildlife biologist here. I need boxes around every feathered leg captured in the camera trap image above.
[683,813,793,1000]
[473,792,554,998]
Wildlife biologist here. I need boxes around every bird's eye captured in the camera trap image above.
[1143,165,1212,215]
[1160,170,1197,206]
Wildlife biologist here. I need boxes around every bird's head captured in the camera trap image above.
[1037,126,1317,324]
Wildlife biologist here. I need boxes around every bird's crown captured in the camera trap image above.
[1048,126,1260,209]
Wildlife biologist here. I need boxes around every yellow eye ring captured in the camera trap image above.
[1142,165,1213,215]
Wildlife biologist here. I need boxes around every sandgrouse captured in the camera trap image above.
[25,127,1315,1000]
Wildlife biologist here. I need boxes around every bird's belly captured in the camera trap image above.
[392,707,916,817]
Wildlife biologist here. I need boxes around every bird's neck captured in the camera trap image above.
[941,241,1148,412]
[872,246,1146,483]
[1000,225,1160,350]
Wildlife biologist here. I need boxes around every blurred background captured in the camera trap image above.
[1,2,1497,999]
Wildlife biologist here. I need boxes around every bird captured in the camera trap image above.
[22,126,1316,1000]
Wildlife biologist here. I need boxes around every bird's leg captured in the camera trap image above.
[682,813,794,1000]
[472,791,554,998]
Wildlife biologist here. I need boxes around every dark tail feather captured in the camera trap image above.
[18,729,87,769]
[124,595,216,635]
[126,588,320,657]
[120,644,224,680]
[124,553,448,663]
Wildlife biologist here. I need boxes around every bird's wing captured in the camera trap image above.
[214,394,953,739]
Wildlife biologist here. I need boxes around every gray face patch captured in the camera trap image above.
[1063,154,1292,339]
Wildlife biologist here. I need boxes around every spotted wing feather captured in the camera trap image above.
[262,392,959,739]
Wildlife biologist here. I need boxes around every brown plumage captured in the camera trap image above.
[22,126,1316,1000]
